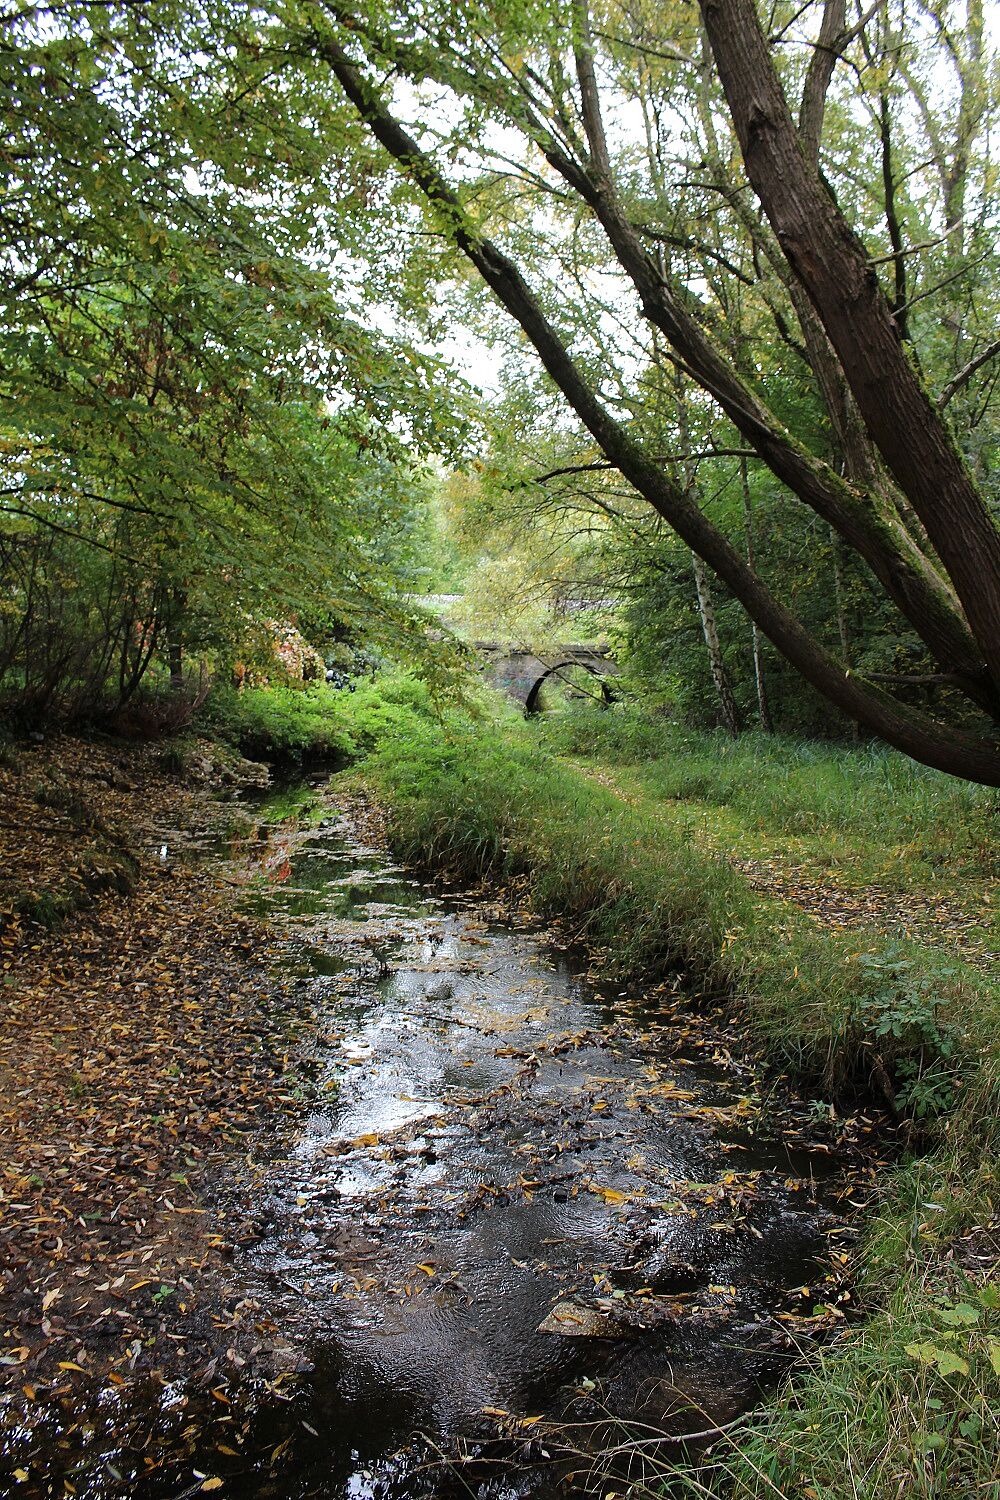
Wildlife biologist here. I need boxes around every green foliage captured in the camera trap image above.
[197,670,467,763]
[0,2,470,728]
[201,685,356,763]
[683,1157,1000,1500]
[852,949,959,1119]
[337,673,444,755]
[540,700,676,761]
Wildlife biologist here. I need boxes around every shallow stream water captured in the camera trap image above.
[9,777,861,1498]
[193,780,855,1497]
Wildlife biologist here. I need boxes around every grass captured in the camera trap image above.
[678,1148,1000,1499]
[196,673,447,764]
[541,704,1000,894]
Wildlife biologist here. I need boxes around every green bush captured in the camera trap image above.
[199,683,356,762]
[338,672,441,755]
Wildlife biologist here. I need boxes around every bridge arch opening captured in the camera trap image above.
[524,660,614,715]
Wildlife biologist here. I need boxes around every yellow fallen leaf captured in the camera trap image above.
[589,1184,626,1204]
[57,1362,84,1373]
[417,1263,435,1276]
[201,1482,224,1493]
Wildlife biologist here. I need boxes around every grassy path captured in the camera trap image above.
[576,760,1000,977]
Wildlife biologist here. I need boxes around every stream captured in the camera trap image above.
[11,776,863,1497]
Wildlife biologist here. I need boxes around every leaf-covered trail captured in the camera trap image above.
[0,738,319,1479]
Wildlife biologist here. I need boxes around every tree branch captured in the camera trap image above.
[938,339,1000,410]
[306,28,1000,780]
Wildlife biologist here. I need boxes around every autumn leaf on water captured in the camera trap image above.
[588,1183,627,1204]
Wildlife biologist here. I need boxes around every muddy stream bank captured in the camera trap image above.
[6,774,870,1498]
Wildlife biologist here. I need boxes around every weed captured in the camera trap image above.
[850,948,961,1120]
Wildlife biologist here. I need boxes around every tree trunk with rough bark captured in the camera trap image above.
[698,0,1000,694]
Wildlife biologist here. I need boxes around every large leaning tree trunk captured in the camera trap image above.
[697,0,1000,695]
[285,0,1000,784]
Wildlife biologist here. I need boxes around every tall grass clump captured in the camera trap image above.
[658,1148,1000,1500]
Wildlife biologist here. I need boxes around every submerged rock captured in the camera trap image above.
[536,1300,629,1338]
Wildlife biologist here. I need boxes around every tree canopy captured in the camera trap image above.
[5,0,1000,779]
[2,0,470,718]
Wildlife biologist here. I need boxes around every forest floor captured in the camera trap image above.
[0,735,321,1434]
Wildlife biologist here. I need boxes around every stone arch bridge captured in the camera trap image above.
[476,642,619,711]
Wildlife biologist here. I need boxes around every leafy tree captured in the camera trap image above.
[1,0,468,719]
[239,0,1000,781]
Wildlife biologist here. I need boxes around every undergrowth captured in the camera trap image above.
[663,1149,1000,1499]
[199,683,356,762]
[198,675,444,763]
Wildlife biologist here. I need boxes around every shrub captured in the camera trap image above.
[199,683,356,762]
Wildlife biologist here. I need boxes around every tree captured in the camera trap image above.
[1,1,469,718]
[244,0,1000,781]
